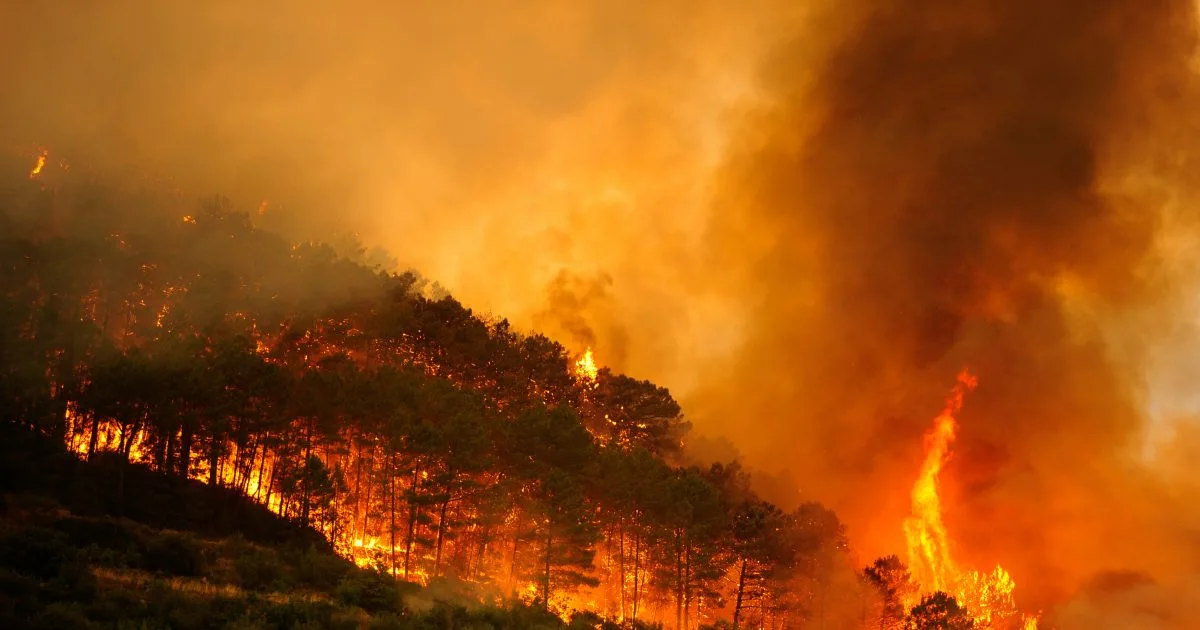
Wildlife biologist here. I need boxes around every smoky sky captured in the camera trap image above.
[5,0,1200,619]
[0,0,794,385]
[697,0,1200,615]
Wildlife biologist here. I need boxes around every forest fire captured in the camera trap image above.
[28,149,47,179]
[902,371,1037,628]
[574,347,598,384]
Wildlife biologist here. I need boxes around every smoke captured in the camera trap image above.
[694,0,1200,614]
[532,270,631,365]
[1051,571,1200,630]
[0,0,798,380]
[6,0,1200,617]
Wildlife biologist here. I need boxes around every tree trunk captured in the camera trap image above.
[238,441,256,493]
[734,558,748,628]
[402,466,420,580]
[156,426,170,472]
[390,454,398,576]
[508,536,520,595]
[165,426,177,476]
[618,521,627,620]
[300,417,314,527]
[208,437,220,487]
[115,429,129,517]
[433,494,450,577]
[542,521,553,608]
[675,529,684,630]
[633,530,642,619]
[179,417,193,478]
[87,413,101,460]
[353,442,364,541]
[254,440,269,499]
[683,541,692,630]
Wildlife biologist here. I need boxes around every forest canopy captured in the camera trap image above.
[1,163,975,629]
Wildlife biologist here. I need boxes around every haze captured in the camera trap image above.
[5,1,1200,623]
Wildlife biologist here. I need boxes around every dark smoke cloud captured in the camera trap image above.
[6,0,1200,619]
[695,0,1200,614]
[532,270,629,367]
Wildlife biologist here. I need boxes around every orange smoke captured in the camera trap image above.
[903,370,1036,627]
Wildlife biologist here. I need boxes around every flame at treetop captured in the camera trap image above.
[903,369,1038,628]
[29,149,47,179]
[575,347,598,384]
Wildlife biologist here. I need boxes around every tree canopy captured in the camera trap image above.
[1,170,861,628]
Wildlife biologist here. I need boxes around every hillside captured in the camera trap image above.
[0,162,892,628]
[0,423,582,630]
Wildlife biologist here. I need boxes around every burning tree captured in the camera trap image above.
[0,164,865,628]
[900,371,1036,629]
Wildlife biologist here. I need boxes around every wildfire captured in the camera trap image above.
[902,369,1038,628]
[29,149,47,179]
[575,347,598,384]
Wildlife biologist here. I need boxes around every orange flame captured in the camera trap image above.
[903,369,975,593]
[902,370,1038,628]
[29,150,47,179]
[575,347,599,384]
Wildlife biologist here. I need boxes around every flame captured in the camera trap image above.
[182,215,197,224]
[28,149,47,179]
[575,347,598,383]
[63,403,150,463]
[902,370,1038,628]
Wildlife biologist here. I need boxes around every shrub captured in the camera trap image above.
[87,585,146,623]
[45,560,98,603]
[368,612,414,630]
[234,549,287,592]
[0,527,75,580]
[289,545,352,591]
[29,602,97,630]
[52,516,140,551]
[335,569,401,615]
[568,610,604,630]
[142,532,205,576]
[262,600,338,629]
[0,568,42,623]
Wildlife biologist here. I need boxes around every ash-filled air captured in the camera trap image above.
[4,1,1200,624]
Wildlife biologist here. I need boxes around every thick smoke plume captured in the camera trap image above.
[532,270,631,366]
[6,0,1200,622]
[696,0,1200,618]
[0,0,795,380]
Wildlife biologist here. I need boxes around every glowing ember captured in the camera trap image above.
[575,347,598,383]
[28,149,47,179]
[902,369,1038,628]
